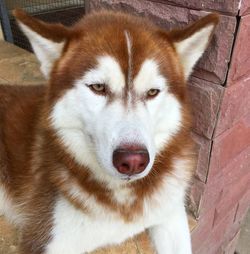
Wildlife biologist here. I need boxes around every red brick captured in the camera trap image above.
[209,115,250,177]
[201,143,250,253]
[223,230,241,254]
[191,208,215,251]
[89,0,236,84]
[234,189,250,223]
[188,179,205,218]
[213,172,250,226]
[222,146,250,187]
[188,77,223,139]
[228,15,250,86]
[195,206,237,254]
[219,212,243,254]
[225,204,246,242]
[240,0,250,15]
[199,173,224,216]
[191,132,212,182]
[151,0,240,15]
[215,79,250,137]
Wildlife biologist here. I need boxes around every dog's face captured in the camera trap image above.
[15,10,218,182]
[50,54,181,181]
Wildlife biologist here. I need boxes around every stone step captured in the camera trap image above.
[0,40,45,85]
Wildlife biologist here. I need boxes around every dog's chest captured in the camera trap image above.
[46,178,184,254]
[46,198,148,254]
[46,198,158,254]
[46,183,178,254]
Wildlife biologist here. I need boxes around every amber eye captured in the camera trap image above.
[89,84,106,95]
[147,89,160,98]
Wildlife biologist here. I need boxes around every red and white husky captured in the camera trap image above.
[0,9,218,254]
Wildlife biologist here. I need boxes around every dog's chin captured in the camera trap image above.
[119,175,144,183]
[100,163,153,183]
[115,169,151,183]
[100,168,149,184]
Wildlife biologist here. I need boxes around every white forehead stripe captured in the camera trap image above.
[133,59,167,93]
[82,55,125,93]
[124,30,132,86]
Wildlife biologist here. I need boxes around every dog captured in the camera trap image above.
[0,9,218,254]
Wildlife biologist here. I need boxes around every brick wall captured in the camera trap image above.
[87,1,250,253]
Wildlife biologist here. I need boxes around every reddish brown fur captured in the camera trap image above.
[168,13,219,42]
[13,9,71,42]
[0,10,219,253]
[0,85,54,254]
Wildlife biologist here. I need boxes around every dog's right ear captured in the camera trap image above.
[168,13,219,80]
[13,9,71,78]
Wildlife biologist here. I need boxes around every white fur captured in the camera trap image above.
[46,196,144,254]
[147,158,193,254]
[112,186,136,205]
[175,25,214,79]
[50,57,182,182]
[57,169,136,208]
[46,160,190,254]
[134,59,167,93]
[149,204,192,254]
[124,30,132,85]
[134,59,182,152]
[0,185,24,225]
[83,55,125,93]
[18,23,65,78]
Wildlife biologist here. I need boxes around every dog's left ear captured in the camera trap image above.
[13,9,71,78]
[169,13,219,80]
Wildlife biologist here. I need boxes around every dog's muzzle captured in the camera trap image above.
[112,144,149,176]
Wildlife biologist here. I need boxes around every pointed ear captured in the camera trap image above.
[13,9,71,78]
[169,13,219,80]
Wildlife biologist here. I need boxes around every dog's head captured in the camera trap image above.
[14,10,218,182]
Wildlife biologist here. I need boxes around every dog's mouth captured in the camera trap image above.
[115,162,153,183]
[121,175,132,181]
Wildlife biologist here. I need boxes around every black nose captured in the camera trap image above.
[112,144,150,176]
